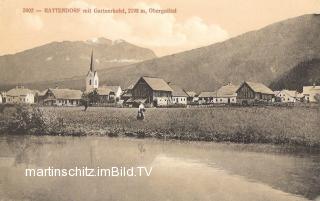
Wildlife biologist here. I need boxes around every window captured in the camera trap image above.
[89,79,91,85]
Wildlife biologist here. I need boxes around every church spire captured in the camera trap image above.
[90,50,94,72]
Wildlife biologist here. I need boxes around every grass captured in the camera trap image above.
[0,105,319,147]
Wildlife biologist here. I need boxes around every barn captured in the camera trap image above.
[236,81,274,104]
[131,76,173,106]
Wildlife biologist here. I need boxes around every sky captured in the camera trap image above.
[0,0,319,56]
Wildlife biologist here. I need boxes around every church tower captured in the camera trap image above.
[86,50,99,92]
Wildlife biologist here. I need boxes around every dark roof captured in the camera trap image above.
[169,83,188,97]
[239,81,274,95]
[48,88,82,100]
[138,77,173,92]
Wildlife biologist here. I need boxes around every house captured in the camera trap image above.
[302,85,320,103]
[96,87,115,103]
[275,90,303,103]
[186,91,199,103]
[236,81,274,104]
[198,92,216,104]
[213,83,238,104]
[131,76,173,106]
[168,83,188,105]
[6,86,35,104]
[41,88,82,106]
[102,86,122,101]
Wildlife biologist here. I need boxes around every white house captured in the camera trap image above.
[213,83,238,104]
[169,83,188,105]
[6,86,35,104]
[198,92,216,104]
[41,88,82,106]
[186,91,199,103]
[303,85,320,103]
[102,86,122,101]
[275,90,303,103]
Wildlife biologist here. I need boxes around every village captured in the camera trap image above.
[1,52,320,107]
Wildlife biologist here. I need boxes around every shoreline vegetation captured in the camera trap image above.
[0,105,319,148]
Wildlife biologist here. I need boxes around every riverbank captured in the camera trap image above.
[0,105,319,147]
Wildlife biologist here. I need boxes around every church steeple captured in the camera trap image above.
[90,50,94,72]
[86,50,99,92]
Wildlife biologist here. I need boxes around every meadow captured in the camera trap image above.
[0,105,319,147]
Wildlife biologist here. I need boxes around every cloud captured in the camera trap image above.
[22,14,44,30]
[13,0,228,55]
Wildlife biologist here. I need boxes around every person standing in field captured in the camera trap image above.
[137,102,145,120]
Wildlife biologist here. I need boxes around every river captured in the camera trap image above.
[0,135,319,201]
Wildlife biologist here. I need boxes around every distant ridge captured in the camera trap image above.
[1,14,320,92]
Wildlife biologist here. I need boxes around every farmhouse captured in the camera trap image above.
[41,88,82,106]
[275,90,303,103]
[168,83,188,105]
[302,85,320,103]
[6,86,35,104]
[236,81,274,104]
[103,86,122,101]
[198,92,216,104]
[213,83,238,104]
[131,76,173,106]
[186,91,198,103]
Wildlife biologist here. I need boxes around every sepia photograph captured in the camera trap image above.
[0,0,320,200]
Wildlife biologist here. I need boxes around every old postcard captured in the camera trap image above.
[0,0,320,200]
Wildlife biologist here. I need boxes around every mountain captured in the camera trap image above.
[270,58,320,92]
[2,14,320,92]
[0,37,156,84]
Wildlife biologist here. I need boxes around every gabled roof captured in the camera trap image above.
[198,91,216,98]
[186,91,197,97]
[7,87,34,97]
[96,87,114,96]
[169,83,188,97]
[215,84,239,97]
[240,81,274,95]
[276,90,303,98]
[48,88,82,100]
[138,76,173,92]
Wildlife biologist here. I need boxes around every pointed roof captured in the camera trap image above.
[90,50,94,72]
[238,81,274,95]
[137,76,173,92]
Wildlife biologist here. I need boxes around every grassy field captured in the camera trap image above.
[0,105,320,147]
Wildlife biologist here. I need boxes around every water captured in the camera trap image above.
[0,135,319,201]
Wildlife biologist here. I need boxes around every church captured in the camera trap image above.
[86,50,99,92]
[85,51,122,103]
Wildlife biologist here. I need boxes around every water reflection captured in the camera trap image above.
[0,135,319,201]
